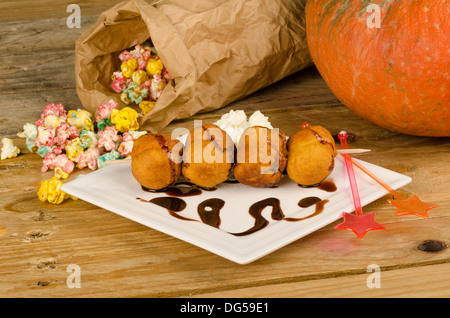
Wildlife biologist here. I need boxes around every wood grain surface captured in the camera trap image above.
[0,1,449,298]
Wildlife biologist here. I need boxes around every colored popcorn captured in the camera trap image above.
[1,138,20,160]
[97,118,113,131]
[35,126,56,148]
[55,122,79,150]
[36,145,55,158]
[37,176,77,204]
[18,101,148,200]
[79,129,98,150]
[111,107,139,132]
[120,92,130,105]
[65,137,84,162]
[111,41,171,116]
[128,130,148,140]
[67,109,94,132]
[95,99,119,122]
[124,82,148,104]
[76,148,101,170]
[41,103,67,119]
[17,123,37,152]
[97,149,121,169]
[139,100,155,116]
[117,132,134,157]
[41,149,75,175]
[132,70,148,85]
[54,167,69,180]
[121,58,138,78]
[97,126,121,152]
[145,58,164,75]
[149,74,165,101]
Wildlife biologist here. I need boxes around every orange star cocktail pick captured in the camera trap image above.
[341,155,439,219]
[334,131,386,239]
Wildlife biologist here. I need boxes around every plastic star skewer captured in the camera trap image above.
[388,195,439,219]
[335,211,387,239]
[341,155,439,219]
[334,131,386,239]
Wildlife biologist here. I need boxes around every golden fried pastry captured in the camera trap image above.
[131,133,183,190]
[286,122,337,186]
[234,126,287,188]
[182,124,235,189]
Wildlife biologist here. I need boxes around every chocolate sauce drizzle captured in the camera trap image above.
[317,180,337,192]
[283,199,329,222]
[139,196,196,222]
[197,198,225,228]
[230,198,285,236]
[298,180,337,192]
[142,181,216,197]
[138,192,329,236]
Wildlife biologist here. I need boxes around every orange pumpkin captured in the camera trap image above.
[305,0,449,136]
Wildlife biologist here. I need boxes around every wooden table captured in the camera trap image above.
[1,1,449,299]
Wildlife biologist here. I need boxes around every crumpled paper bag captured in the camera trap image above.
[75,0,312,133]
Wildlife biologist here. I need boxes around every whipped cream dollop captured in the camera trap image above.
[175,110,273,146]
[214,110,273,144]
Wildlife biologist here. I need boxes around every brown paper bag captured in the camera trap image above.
[75,0,312,133]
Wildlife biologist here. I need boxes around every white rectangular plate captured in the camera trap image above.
[62,157,411,264]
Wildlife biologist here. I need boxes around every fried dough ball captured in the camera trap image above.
[286,122,337,186]
[234,126,287,188]
[131,133,183,190]
[182,124,235,189]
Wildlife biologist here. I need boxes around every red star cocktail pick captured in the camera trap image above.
[341,155,439,219]
[334,131,386,239]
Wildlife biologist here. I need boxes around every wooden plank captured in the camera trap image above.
[191,263,450,298]
[0,1,124,23]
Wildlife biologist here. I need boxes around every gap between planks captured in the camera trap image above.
[154,258,450,298]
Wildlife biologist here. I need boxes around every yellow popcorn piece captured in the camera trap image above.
[111,107,140,132]
[65,137,84,162]
[139,101,156,116]
[54,167,69,179]
[121,58,138,78]
[37,176,77,204]
[145,58,164,75]
[67,109,94,131]
[131,70,148,85]
[120,92,130,105]
[44,115,66,129]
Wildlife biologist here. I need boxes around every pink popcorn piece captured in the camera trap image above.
[163,68,172,80]
[77,148,101,170]
[97,126,121,152]
[119,50,133,62]
[36,125,56,148]
[95,99,119,122]
[142,50,151,61]
[137,60,147,71]
[42,103,67,119]
[149,74,165,101]
[36,117,45,128]
[41,149,74,175]
[54,122,79,149]
[111,80,125,94]
[118,132,134,157]
[130,45,148,70]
